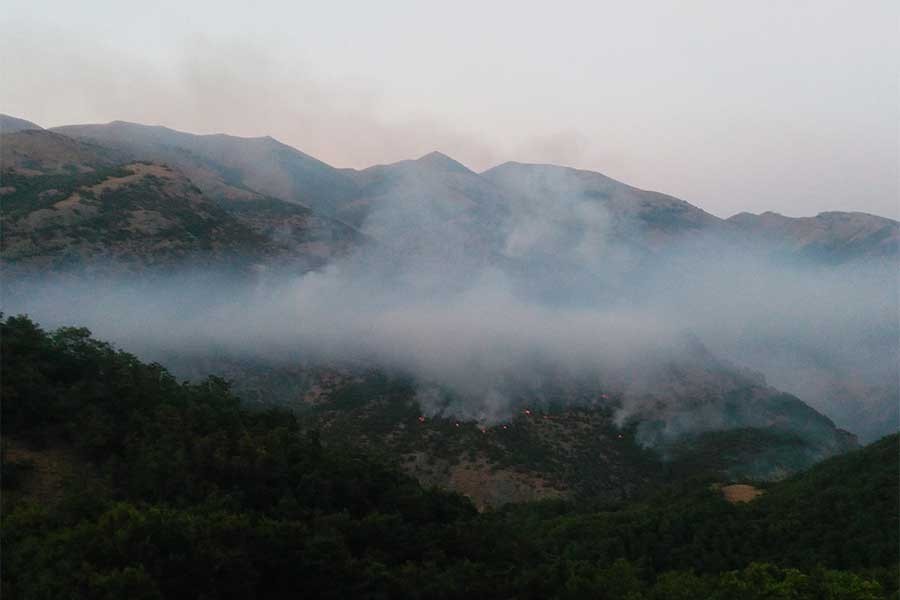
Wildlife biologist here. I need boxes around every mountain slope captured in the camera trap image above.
[483,161,729,246]
[46,118,897,267]
[52,120,360,216]
[334,152,512,278]
[204,339,857,509]
[1,125,362,273]
[1,129,126,174]
[216,196,363,271]
[1,162,269,274]
[728,210,899,263]
[0,114,43,134]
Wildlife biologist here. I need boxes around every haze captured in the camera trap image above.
[2,0,897,218]
[4,162,895,442]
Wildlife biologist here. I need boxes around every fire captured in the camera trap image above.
[417,416,426,423]
[523,409,532,416]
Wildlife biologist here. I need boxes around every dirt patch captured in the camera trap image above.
[20,163,175,229]
[448,460,564,509]
[402,452,566,510]
[21,194,98,228]
[127,209,175,234]
[86,163,175,195]
[2,439,81,506]
[721,483,763,503]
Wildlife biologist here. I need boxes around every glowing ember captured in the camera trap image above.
[417,416,426,423]
[524,409,532,415]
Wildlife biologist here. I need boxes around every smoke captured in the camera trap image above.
[2,164,897,441]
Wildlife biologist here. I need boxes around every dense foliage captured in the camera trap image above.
[2,315,897,599]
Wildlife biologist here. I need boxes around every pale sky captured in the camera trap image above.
[2,0,897,218]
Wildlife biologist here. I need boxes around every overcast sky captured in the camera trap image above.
[2,0,897,218]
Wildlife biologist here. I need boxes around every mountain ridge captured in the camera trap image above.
[0,113,884,224]
[50,120,361,218]
[2,115,895,449]
[0,114,43,134]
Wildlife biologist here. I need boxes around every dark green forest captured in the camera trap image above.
[1,314,897,599]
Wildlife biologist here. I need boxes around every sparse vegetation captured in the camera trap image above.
[1,165,271,271]
[0,167,130,221]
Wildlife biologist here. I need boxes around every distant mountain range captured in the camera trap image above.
[4,115,895,270]
[728,210,899,263]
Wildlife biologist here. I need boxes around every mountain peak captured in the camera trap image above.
[482,161,620,186]
[0,114,43,134]
[415,151,472,173]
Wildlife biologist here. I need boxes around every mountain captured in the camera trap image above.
[483,162,727,245]
[43,118,898,266]
[338,151,494,228]
[334,152,512,279]
[0,128,125,174]
[1,161,269,275]
[728,210,899,263]
[51,120,360,217]
[215,196,363,271]
[339,156,732,264]
[0,114,43,134]
[1,125,362,274]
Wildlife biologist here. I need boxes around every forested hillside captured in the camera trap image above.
[2,315,896,599]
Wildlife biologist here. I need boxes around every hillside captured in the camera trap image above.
[1,162,269,275]
[10,116,887,269]
[338,151,507,229]
[167,339,857,510]
[307,370,856,507]
[0,114,44,134]
[1,315,895,599]
[728,210,899,263]
[51,121,361,217]
[1,128,125,174]
[217,196,363,271]
[483,162,727,245]
[6,116,888,274]
[0,128,362,274]
[335,152,512,276]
